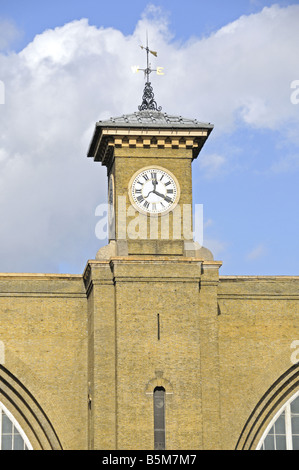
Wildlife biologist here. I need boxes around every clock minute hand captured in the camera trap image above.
[152,190,165,198]
[152,190,172,202]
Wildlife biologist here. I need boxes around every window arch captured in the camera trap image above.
[257,391,299,450]
[0,364,63,449]
[0,402,32,450]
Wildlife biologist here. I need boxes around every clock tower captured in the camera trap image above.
[88,70,213,258]
[84,49,222,450]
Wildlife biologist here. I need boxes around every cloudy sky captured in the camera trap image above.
[0,0,298,275]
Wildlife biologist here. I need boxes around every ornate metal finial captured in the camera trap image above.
[137,33,163,112]
[139,81,161,112]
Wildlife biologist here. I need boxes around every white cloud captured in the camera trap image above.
[204,238,228,259]
[271,153,299,173]
[204,219,214,229]
[156,5,299,132]
[199,153,227,179]
[246,243,267,260]
[0,5,298,272]
[0,18,21,51]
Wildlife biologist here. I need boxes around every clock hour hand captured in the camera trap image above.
[144,177,158,198]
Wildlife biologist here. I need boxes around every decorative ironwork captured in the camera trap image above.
[138,81,162,112]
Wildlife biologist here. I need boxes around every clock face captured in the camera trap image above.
[129,167,180,214]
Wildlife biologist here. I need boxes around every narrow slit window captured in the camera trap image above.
[154,386,165,450]
[157,314,160,340]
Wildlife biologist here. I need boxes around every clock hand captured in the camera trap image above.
[152,190,172,202]
[143,187,173,202]
[144,177,158,198]
[152,190,164,198]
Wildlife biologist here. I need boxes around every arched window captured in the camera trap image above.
[257,391,299,450]
[153,386,165,450]
[0,403,32,450]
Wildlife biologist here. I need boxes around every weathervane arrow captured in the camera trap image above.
[140,45,157,57]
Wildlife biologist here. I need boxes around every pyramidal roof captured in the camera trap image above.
[87,107,213,162]
[96,110,213,129]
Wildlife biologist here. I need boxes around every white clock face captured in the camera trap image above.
[130,167,180,214]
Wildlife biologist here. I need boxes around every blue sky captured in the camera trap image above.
[0,0,298,276]
[3,0,297,50]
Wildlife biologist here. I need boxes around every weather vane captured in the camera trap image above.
[132,33,164,112]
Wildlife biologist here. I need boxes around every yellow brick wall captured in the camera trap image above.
[218,276,299,449]
[110,258,203,450]
[0,273,88,450]
[1,269,299,450]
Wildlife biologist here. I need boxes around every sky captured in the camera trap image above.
[0,0,298,276]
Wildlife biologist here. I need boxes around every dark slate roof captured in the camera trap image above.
[87,110,214,160]
[96,110,213,130]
